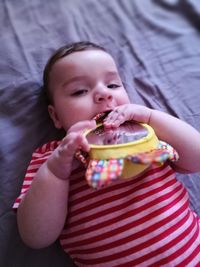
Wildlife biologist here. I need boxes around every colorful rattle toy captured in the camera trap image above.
[75,112,179,189]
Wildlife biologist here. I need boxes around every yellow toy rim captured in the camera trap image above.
[84,123,155,149]
[84,122,159,160]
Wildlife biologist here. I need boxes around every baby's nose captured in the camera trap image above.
[94,88,113,103]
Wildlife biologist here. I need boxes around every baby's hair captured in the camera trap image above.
[43,41,107,104]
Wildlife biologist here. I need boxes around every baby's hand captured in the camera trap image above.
[104,104,152,128]
[46,120,96,180]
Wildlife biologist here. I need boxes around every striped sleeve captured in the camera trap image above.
[13,140,60,209]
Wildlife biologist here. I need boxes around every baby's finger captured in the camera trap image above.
[60,133,90,159]
[70,134,90,152]
[104,108,126,128]
[68,120,96,134]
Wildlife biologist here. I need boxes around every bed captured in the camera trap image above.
[1,0,200,266]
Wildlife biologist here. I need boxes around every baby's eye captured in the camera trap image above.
[107,84,120,89]
[71,89,88,96]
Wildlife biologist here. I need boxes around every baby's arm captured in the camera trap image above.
[104,104,200,173]
[17,120,96,249]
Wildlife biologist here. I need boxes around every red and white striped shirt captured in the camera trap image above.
[13,141,200,266]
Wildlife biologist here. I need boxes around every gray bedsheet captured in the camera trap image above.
[1,0,200,266]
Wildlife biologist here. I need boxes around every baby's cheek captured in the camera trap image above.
[118,93,130,105]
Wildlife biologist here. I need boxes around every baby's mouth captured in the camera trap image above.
[93,110,112,123]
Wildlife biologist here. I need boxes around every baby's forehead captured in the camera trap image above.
[55,49,116,68]
[50,50,119,79]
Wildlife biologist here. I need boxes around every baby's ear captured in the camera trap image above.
[48,105,62,129]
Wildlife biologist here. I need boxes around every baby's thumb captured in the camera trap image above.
[88,120,97,130]
[68,120,96,134]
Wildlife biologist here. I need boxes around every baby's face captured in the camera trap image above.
[48,49,130,131]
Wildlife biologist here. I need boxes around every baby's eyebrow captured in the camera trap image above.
[105,71,122,82]
[62,71,121,88]
[62,76,86,87]
[106,71,120,77]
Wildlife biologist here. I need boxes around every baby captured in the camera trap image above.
[14,41,200,266]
